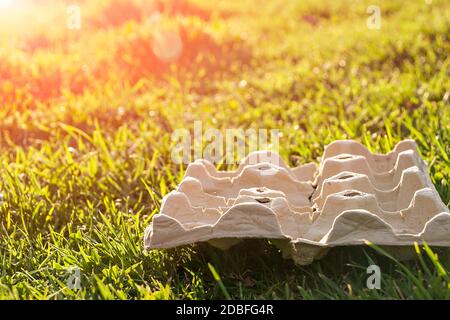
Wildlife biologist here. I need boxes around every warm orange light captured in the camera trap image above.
[0,0,12,6]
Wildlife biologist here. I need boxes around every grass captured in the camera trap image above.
[0,0,449,299]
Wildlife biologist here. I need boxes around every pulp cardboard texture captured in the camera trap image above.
[144,140,450,265]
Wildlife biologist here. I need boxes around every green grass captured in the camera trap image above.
[0,0,450,299]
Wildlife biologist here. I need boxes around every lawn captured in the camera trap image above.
[0,0,449,299]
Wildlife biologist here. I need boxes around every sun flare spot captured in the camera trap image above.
[0,0,13,8]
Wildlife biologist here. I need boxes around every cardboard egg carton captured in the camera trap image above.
[144,140,450,265]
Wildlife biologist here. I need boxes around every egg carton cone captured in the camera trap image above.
[144,140,450,266]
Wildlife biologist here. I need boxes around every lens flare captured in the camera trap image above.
[151,29,183,62]
[0,0,13,7]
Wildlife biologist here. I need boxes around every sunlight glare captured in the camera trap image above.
[0,0,13,8]
[152,29,183,62]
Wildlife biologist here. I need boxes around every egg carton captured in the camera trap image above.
[143,140,450,265]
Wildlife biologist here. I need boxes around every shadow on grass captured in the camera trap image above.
[150,239,450,299]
